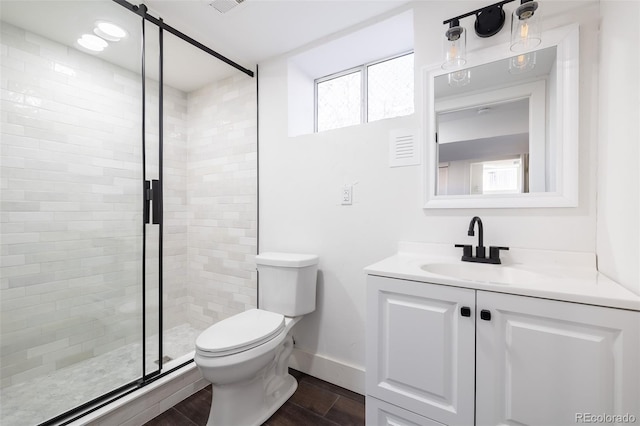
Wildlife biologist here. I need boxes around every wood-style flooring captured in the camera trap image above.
[144,369,365,426]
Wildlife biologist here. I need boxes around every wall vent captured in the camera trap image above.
[210,0,245,14]
[389,129,420,167]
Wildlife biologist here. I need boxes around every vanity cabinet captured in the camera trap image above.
[365,275,476,425]
[366,275,640,426]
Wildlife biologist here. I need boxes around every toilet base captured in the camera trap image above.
[198,322,302,426]
[257,373,297,425]
[206,373,297,426]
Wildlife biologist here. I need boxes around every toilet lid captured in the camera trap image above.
[196,309,285,356]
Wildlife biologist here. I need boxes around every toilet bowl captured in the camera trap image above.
[194,252,318,426]
[195,309,301,426]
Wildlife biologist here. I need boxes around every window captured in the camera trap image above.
[368,53,415,122]
[316,70,362,132]
[315,52,414,132]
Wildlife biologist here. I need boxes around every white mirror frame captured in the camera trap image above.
[423,24,579,209]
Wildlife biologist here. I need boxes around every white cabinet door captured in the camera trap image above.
[476,291,640,426]
[366,396,446,426]
[366,276,476,425]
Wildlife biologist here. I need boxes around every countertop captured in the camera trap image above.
[364,242,640,311]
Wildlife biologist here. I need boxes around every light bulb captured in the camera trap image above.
[447,46,458,61]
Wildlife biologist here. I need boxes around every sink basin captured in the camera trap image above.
[420,262,544,285]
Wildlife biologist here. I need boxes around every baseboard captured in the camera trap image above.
[289,347,365,395]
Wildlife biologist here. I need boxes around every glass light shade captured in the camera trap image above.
[509,51,537,74]
[510,1,541,52]
[442,25,466,70]
[448,69,471,87]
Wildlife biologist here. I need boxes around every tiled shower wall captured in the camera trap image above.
[185,74,258,329]
[0,22,145,388]
[0,21,257,388]
[161,85,189,331]
[162,70,259,331]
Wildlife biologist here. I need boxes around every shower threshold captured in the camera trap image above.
[0,324,202,426]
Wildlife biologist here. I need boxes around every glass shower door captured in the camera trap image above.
[0,1,148,424]
[158,27,259,368]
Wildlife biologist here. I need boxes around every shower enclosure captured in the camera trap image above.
[0,1,257,424]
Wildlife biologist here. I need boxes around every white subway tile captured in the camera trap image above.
[0,26,259,388]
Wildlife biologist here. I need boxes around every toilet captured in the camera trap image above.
[194,252,318,426]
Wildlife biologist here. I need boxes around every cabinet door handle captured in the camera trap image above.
[480,309,491,321]
[460,306,471,317]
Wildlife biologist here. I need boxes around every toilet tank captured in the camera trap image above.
[255,252,318,316]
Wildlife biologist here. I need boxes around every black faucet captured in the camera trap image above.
[468,216,485,258]
[455,216,509,264]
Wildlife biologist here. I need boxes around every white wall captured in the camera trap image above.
[596,1,640,295]
[258,0,601,393]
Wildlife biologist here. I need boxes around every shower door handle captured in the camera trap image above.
[143,180,161,225]
[144,180,151,224]
[151,179,161,225]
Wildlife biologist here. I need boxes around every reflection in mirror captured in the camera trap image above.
[435,46,556,197]
[437,98,530,195]
[424,24,579,208]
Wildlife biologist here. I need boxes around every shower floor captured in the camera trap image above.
[0,323,203,426]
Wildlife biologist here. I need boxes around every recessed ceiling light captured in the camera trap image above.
[78,34,108,52]
[94,21,127,42]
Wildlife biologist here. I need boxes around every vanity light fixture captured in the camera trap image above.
[442,0,543,65]
[94,21,127,42]
[443,0,513,44]
[442,0,514,84]
[511,0,541,52]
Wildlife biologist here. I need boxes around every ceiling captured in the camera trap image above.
[0,0,411,92]
[144,0,412,67]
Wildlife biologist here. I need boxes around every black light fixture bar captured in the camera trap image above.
[443,0,515,26]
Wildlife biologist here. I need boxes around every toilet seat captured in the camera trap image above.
[196,309,285,357]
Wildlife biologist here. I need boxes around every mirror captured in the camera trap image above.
[423,25,579,208]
